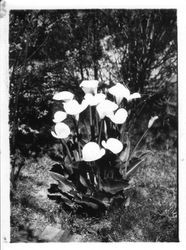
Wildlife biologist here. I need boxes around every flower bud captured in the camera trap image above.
[148,116,158,129]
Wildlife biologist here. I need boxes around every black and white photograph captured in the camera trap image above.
[1,0,185,247]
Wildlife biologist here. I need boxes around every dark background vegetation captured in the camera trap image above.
[9,9,178,242]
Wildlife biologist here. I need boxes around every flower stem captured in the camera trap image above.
[61,139,73,163]
[72,117,81,160]
[96,111,99,138]
[78,142,81,160]
[98,120,104,145]
[89,106,94,140]
[97,166,100,189]
[130,128,149,158]
[90,161,98,189]
[89,106,93,126]
[120,123,126,144]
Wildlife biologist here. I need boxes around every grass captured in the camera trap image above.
[108,148,178,241]
[10,146,178,242]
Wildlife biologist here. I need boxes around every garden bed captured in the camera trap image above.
[10,147,178,242]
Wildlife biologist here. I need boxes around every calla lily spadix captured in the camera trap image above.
[108,83,141,104]
[51,122,70,139]
[107,108,128,124]
[82,142,105,162]
[80,80,99,95]
[84,93,106,106]
[96,100,118,119]
[102,138,123,154]
[63,99,88,116]
[53,91,74,102]
[53,111,67,123]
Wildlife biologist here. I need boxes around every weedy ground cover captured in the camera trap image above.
[11,146,178,242]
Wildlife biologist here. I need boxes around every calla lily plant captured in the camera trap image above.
[49,80,158,216]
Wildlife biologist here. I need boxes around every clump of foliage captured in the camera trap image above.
[9,10,177,187]
[48,80,158,216]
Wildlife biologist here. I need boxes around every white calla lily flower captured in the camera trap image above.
[53,91,74,102]
[96,100,118,119]
[53,111,67,123]
[102,138,123,154]
[51,122,70,139]
[63,99,88,116]
[108,108,128,124]
[108,83,141,104]
[108,83,130,104]
[148,116,158,128]
[84,93,106,106]
[128,92,141,101]
[80,80,99,95]
[82,142,105,162]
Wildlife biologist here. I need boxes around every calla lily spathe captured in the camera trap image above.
[53,111,67,123]
[102,138,123,154]
[108,83,141,104]
[80,80,99,95]
[51,122,70,139]
[108,108,128,124]
[84,93,106,106]
[53,91,74,102]
[96,100,118,119]
[148,116,158,128]
[127,92,141,101]
[63,99,88,116]
[82,142,105,162]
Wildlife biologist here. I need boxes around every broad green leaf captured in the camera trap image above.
[79,175,88,187]
[136,150,153,158]
[48,192,72,203]
[50,171,71,184]
[119,136,130,162]
[75,195,107,211]
[74,199,98,210]
[99,179,129,195]
[50,163,69,178]
[64,156,74,174]
[73,150,80,162]
[48,194,76,209]
[50,172,75,193]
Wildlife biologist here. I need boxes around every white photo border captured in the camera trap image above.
[1,1,186,250]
